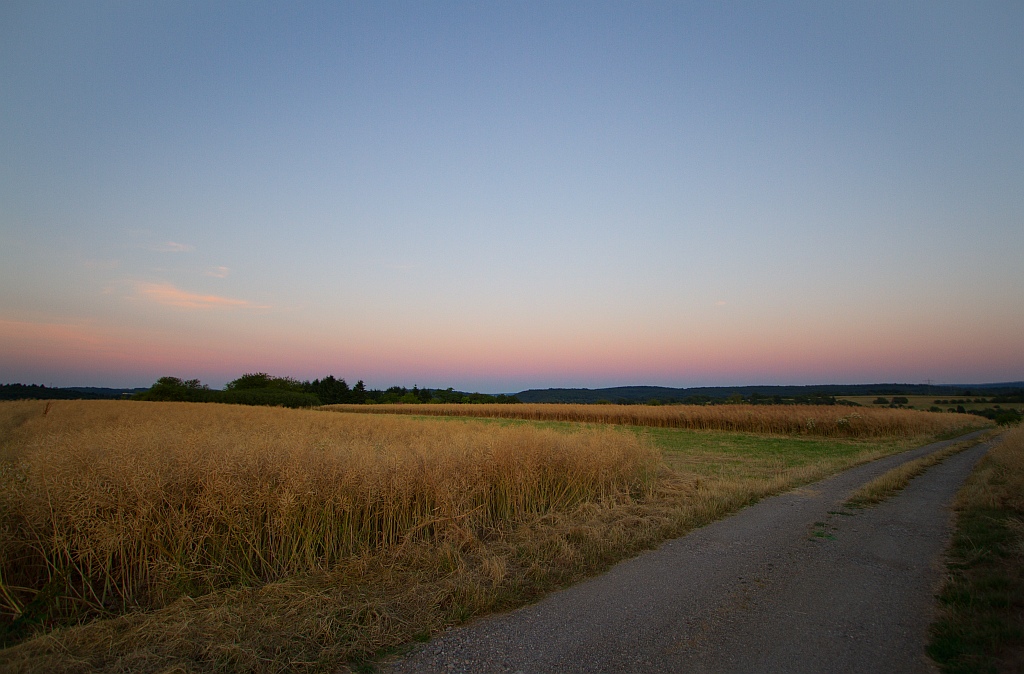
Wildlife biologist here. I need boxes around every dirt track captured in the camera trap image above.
[386,431,995,673]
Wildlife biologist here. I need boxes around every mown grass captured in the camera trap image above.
[0,400,989,673]
[647,426,908,470]
[928,424,1024,673]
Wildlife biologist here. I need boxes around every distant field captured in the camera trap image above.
[0,400,992,673]
[324,402,989,438]
[840,395,1024,413]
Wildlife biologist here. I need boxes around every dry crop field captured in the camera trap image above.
[840,395,1024,413]
[324,402,983,438]
[0,400,990,672]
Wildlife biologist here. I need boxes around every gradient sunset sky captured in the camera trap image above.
[2,1,1022,393]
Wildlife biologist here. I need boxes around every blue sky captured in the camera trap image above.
[1,1,1022,392]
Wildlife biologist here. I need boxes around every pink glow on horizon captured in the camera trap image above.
[3,311,1020,390]
[234,321,1021,389]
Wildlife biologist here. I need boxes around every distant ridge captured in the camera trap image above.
[4,382,1023,404]
[513,382,1024,404]
[66,387,149,397]
[0,385,148,401]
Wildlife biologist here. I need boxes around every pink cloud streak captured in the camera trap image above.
[133,282,268,310]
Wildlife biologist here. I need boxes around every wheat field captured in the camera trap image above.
[0,399,992,672]
[323,402,988,438]
[0,400,656,622]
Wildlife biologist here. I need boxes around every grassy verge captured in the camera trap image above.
[844,433,997,509]
[0,401,983,673]
[928,424,1024,673]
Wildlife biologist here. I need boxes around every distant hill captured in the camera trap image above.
[514,383,1024,404]
[0,384,148,401]
[5,381,1023,405]
[65,387,149,397]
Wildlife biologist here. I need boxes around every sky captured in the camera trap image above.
[1,1,1022,393]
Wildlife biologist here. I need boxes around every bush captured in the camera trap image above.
[133,377,212,403]
[220,389,321,408]
[969,407,1022,427]
[134,378,321,408]
[226,373,304,392]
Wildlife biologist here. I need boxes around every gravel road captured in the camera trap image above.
[385,431,995,673]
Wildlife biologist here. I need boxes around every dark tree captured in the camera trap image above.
[306,375,351,404]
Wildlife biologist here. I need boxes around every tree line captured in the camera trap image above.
[0,384,111,401]
[130,374,521,408]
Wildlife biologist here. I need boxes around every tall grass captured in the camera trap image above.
[324,403,989,438]
[0,400,657,624]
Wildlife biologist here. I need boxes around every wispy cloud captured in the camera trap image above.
[715,300,727,306]
[205,266,230,278]
[133,282,268,310]
[143,241,194,253]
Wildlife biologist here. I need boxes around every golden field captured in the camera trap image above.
[324,402,988,438]
[0,400,655,618]
[840,395,1024,413]
[0,400,991,672]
